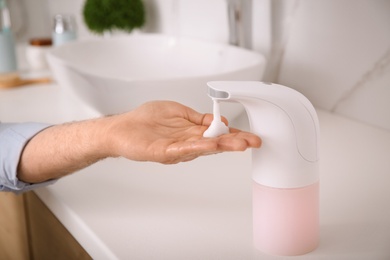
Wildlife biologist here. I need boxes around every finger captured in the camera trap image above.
[227,129,262,148]
[185,107,229,126]
[168,150,222,164]
[217,132,262,150]
[165,139,219,162]
[182,105,210,125]
[201,114,214,126]
[217,137,249,151]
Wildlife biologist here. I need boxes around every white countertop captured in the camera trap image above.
[1,83,390,259]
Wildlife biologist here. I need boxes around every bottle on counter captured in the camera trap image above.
[25,37,52,71]
[0,0,18,78]
[52,14,77,46]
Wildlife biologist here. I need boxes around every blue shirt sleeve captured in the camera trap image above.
[0,122,57,193]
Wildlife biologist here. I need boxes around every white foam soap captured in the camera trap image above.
[203,99,229,138]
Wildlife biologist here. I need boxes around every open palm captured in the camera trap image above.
[107,101,261,164]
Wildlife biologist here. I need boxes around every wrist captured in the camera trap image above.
[89,116,116,159]
[95,113,134,159]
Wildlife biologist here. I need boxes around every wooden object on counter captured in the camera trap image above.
[0,73,51,89]
[29,38,53,46]
[24,192,92,260]
[0,192,30,260]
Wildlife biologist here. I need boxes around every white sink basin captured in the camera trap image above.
[47,34,266,118]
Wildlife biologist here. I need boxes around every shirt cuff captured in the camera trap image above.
[0,122,57,193]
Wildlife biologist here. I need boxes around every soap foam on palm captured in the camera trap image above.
[203,99,229,138]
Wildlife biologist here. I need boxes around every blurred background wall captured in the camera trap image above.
[8,0,390,130]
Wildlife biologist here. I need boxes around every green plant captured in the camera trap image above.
[83,0,145,34]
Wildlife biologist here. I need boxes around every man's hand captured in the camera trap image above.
[105,101,261,164]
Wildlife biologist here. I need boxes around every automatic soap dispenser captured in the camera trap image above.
[207,81,320,256]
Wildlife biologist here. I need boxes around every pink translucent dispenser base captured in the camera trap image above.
[253,181,319,256]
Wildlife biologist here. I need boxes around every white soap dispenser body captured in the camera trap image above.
[206,81,320,256]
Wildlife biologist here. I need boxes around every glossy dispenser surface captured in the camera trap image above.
[207,81,320,256]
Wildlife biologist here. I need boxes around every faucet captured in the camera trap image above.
[207,81,320,256]
[226,0,252,49]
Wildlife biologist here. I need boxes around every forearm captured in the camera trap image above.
[17,117,113,183]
